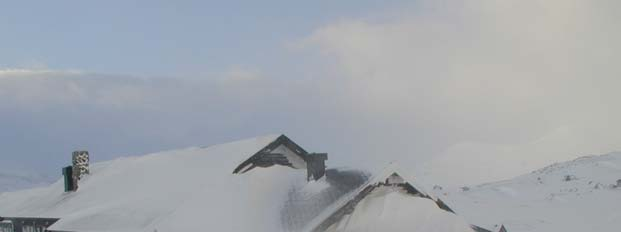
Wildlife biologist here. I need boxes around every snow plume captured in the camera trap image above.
[300,0,621,186]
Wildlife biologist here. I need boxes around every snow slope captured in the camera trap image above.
[0,134,486,232]
[0,135,374,232]
[435,152,621,232]
[324,189,472,232]
[305,164,475,232]
[0,134,306,232]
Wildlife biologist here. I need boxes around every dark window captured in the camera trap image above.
[0,222,14,232]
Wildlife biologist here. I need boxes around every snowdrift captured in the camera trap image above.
[0,135,303,232]
[0,134,477,232]
[305,164,474,232]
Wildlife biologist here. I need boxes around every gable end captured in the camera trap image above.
[233,135,309,174]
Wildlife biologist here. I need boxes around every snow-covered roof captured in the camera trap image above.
[0,135,488,232]
[303,164,475,232]
[0,134,312,232]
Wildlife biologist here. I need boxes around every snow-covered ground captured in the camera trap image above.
[435,152,621,232]
[1,134,619,232]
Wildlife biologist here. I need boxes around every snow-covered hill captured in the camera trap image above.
[435,152,621,232]
[0,171,51,193]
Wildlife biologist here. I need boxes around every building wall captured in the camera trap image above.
[0,218,59,232]
[0,222,14,232]
[271,144,307,169]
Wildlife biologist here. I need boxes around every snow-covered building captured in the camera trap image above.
[471,224,508,232]
[0,134,491,232]
[304,165,474,232]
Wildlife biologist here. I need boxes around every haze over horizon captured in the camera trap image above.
[2,0,620,188]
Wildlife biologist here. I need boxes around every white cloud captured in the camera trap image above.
[219,67,263,82]
[302,0,621,185]
[0,68,81,77]
[0,69,89,109]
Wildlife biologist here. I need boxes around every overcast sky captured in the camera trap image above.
[2,0,620,187]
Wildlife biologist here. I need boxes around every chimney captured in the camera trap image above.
[72,151,90,180]
[306,153,328,181]
[62,150,89,192]
[62,166,77,192]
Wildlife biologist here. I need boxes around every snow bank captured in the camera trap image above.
[0,134,310,232]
